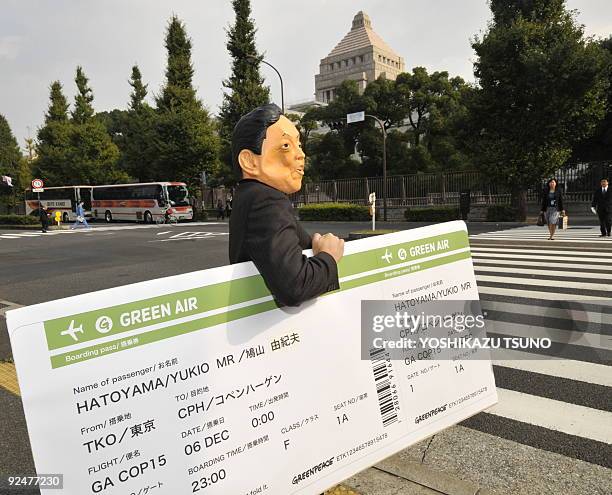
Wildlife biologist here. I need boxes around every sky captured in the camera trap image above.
[1,0,610,148]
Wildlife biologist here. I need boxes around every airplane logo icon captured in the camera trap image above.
[60,320,84,342]
[381,249,393,264]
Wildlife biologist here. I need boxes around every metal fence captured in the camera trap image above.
[288,161,612,207]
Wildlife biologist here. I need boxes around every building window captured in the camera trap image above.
[359,55,363,63]
[326,90,331,102]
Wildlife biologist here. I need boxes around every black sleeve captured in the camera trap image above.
[245,193,339,307]
[296,221,313,249]
[557,191,564,211]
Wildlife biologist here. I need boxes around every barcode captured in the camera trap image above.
[369,347,398,427]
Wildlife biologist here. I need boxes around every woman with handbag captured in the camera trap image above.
[540,178,565,240]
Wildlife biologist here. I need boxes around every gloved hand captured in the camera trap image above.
[591,207,597,215]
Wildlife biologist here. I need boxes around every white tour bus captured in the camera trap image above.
[91,182,193,223]
[25,186,93,222]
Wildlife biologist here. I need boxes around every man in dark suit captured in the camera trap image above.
[229,104,344,306]
[591,178,612,237]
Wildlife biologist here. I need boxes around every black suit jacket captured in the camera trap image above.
[592,188,612,212]
[229,179,339,307]
[540,189,564,212]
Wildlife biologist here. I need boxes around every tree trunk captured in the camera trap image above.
[511,186,527,221]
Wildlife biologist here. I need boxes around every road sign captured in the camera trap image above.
[347,111,365,124]
[32,178,44,189]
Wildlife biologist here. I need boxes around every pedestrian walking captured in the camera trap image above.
[71,201,91,229]
[540,178,565,240]
[216,199,225,221]
[591,178,611,237]
[39,205,50,233]
[225,201,232,219]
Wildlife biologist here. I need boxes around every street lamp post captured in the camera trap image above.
[246,55,284,113]
[347,112,388,221]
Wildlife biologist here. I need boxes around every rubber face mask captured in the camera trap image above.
[240,116,306,194]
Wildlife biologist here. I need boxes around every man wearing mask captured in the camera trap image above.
[229,104,344,307]
[591,178,612,237]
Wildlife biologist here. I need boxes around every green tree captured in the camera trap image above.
[0,114,21,209]
[307,133,361,180]
[572,36,612,162]
[129,65,148,112]
[154,16,219,187]
[120,65,159,181]
[0,114,21,178]
[470,0,610,219]
[218,0,270,183]
[72,66,95,124]
[34,81,74,185]
[68,67,125,184]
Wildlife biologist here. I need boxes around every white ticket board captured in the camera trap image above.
[7,220,497,495]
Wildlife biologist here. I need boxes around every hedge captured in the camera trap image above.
[299,203,371,221]
[0,214,39,225]
[486,205,518,222]
[404,207,459,222]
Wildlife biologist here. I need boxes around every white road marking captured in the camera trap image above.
[476,274,612,292]
[486,388,612,443]
[492,350,612,387]
[471,247,612,258]
[473,252,611,264]
[485,319,610,351]
[478,285,610,301]
[473,258,612,271]
[475,265,612,280]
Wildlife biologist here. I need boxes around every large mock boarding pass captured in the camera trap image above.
[7,220,497,494]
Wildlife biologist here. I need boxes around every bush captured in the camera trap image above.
[404,207,459,222]
[299,203,370,221]
[486,205,518,222]
[0,214,39,225]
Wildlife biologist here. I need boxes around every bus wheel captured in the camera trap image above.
[104,211,113,223]
[62,212,69,223]
[144,211,153,224]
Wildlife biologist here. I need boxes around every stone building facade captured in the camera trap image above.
[314,11,405,103]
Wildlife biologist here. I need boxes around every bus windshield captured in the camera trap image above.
[167,185,189,206]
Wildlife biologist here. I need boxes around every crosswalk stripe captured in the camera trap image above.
[471,247,612,257]
[476,274,612,292]
[472,252,611,264]
[486,388,612,444]
[475,265,612,280]
[491,350,612,387]
[478,285,611,301]
[485,320,610,351]
[481,299,612,324]
[473,258,612,271]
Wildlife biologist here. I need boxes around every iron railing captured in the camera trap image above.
[288,161,612,207]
